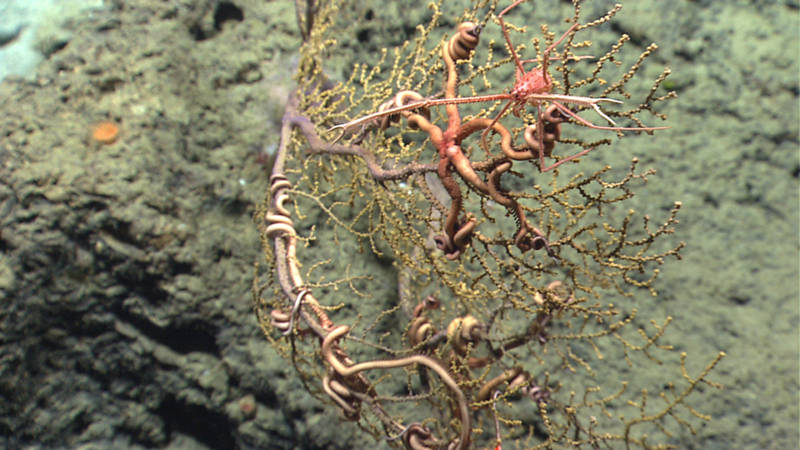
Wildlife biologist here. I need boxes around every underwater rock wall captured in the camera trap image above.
[0,1,373,448]
[0,0,104,82]
[0,0,796,449]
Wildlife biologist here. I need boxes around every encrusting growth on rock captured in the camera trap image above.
[90,121,120,145]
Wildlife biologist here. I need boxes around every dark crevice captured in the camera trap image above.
[116,308,221,356]
[188,24,207,41]
[111,268,170,305]
[92,222,193,306]
[98,221,138,248]
[213,2,244,31]
[356,27,371,43]
[156,395,235,449]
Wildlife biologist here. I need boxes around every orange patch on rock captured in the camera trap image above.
[91,121,119,145]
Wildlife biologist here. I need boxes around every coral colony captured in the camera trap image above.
[255,1,724,448]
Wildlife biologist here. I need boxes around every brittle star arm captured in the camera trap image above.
[291,113,436,182]
[327,94,513,135]
[268,91,438,338]
[528,93,669,131]
[322,325,471,449]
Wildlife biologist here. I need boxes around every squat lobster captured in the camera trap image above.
[329,0,668,172]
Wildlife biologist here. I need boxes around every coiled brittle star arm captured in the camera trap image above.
[321,325,471,449]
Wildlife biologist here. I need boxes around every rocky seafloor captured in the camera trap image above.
[0,1,797,449]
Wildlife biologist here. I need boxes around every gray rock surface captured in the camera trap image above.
[0,0,796,449]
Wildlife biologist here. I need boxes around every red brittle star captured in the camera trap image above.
[330,1,667,173]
